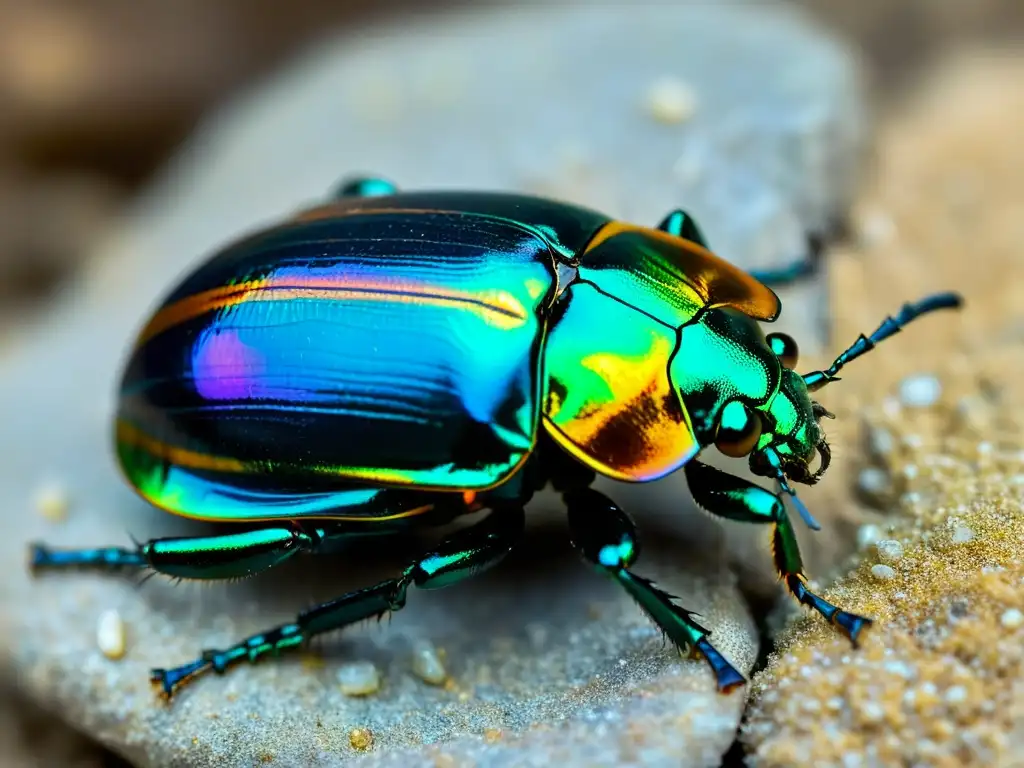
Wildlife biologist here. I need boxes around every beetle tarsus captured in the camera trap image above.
[785,574,872,646]
[150,659,209,699]
[695,638,747,694]
[28,542,146,571]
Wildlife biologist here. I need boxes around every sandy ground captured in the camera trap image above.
[781,44,1023,556]
[744,47,1024,768]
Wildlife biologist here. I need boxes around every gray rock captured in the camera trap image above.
[0,2,866,766]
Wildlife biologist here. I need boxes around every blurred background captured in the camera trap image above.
[3,1,1024,766]
[0,0,1022,332]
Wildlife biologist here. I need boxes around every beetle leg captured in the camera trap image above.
[331,176,398,198]
[684,460,872,643]
[563,487,746,693]
[30,525,327,579]
[149,508,523,698]
[657,210,823,288]
[745,234,824,287]
[656,209,709,248]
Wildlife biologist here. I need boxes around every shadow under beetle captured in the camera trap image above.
[29,177,963,697]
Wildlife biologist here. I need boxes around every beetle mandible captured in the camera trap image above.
[30,177,963,696]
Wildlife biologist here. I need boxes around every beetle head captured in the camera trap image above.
[749,365,833,487]
[709,291,963,533]
[709,331,831,531]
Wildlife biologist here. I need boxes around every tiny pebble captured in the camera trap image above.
[858,468,891,496]
[337,661,381,696]
[866,425,895,458]
[875,539,904,563]
[349,727,373,751]
[881,396,902,418]
[484,727,503,743]
[644,76,697,124]
[33,481,69,522]
[899,374,942,408]
[860,700,885,723]
[882,660,914,678]
[1000,608,1024,629]
[96,609,126,660]
[951,525,975,544]
[901,433,923,449]
[857,524,882,550]
[411,639,448,685]
[871,564,896,581]
[945,685,968,705]
[858,210,896,247]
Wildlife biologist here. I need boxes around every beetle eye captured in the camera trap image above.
[714,401,763,458]
[766,332,799,369]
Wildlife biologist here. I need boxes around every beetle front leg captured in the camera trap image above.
[150,508,523,698]
[30,525,328,580]
[684,460,871,642]
[564,487,746,693]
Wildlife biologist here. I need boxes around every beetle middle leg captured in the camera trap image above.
[563,487,747,693]
[656,208,824,287]
[684,460,871,642]
[149,507,524,698]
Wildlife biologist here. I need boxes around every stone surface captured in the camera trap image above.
[0,3,866,766]
[743,50,1024,768]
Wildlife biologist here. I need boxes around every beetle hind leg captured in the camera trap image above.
[151,508,524,698]
[684,460,872,645]
[564,487,746,693]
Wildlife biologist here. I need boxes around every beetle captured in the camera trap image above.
[30,177,962,697]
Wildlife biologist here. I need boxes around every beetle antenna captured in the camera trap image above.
[802,292,962,392]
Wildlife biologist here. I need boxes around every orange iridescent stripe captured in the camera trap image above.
[117,419,527,494]
[137,274,531,345]
[117,420,246,473]
[168,501,436,524]
[292,205,446,222]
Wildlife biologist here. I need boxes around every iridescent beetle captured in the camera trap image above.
[30,178,962,696]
